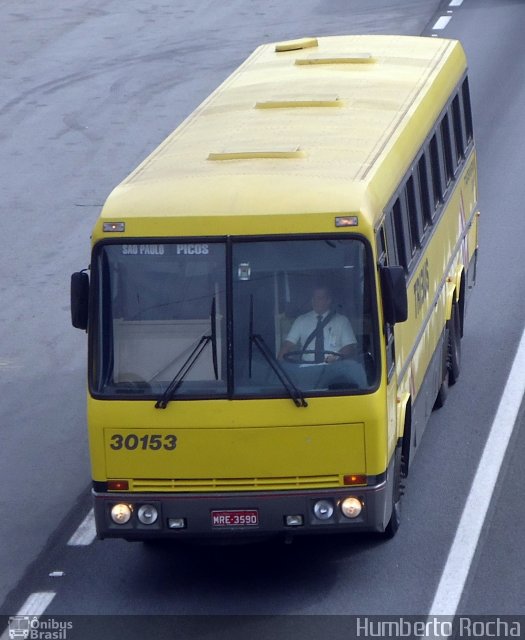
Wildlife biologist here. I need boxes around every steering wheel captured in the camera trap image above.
[283,349,344,364]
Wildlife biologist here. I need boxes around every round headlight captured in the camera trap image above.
[137,504,159,525]
[110,503,132,525]
[341,496,362,519]
[313,499,334,520]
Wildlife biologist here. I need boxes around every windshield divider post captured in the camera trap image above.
[210,297,218,381]
[226,238,234,399]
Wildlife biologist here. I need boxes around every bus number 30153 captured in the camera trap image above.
[109,434,177,451]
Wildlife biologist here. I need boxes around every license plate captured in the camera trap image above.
[211,509,259,527]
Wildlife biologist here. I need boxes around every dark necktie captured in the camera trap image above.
[314,315,324,363]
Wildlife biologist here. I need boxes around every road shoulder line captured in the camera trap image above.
[429,327,525,615]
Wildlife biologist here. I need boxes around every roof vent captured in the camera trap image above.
[208,146,305,161]
[275,37,318,52]
[295,53,374,66]
[255,95,343,109]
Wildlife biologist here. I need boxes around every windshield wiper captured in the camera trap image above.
[249,296,307,408]
[155,299,218,409]
[155,335,211,409]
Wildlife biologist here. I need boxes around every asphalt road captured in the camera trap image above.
[1,0,524,636]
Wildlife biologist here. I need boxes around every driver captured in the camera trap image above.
[278,286,357,363]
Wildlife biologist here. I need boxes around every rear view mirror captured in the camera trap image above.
[380,266,408,325]
[71,271,89,330]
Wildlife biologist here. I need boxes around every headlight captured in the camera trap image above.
[340,496,362,519]
[313,499,334,520]
[110,503,132,525]
[137,504,159,525]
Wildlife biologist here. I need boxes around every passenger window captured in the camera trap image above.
[452,94,465,162]
[406,175,422,252]
[376,227,388,266]
[441,112,455,183]
[392,197,412,272]
[429,134,443,211]
[384,212,397,268]
[417,153,433,231]
[462,77,474,143]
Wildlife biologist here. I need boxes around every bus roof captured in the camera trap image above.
[97,35,467,239]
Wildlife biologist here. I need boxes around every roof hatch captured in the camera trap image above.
[255,95,343,109]
[295,53,374,65]
[208,146,305,161]
[275,37,319,52]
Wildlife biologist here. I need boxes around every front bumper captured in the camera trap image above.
[93,478,391,541]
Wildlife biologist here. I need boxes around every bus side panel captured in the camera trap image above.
[394,149,478,451]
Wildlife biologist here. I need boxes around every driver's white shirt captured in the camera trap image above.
[285,310,356,361]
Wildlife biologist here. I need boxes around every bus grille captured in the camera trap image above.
[129,475,341,492]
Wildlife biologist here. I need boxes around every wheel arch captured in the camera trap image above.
[445,264,465,323]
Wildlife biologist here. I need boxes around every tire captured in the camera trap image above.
[383,446,403,538]
[433,372,448,410]
[448,300,461,386]
[433,326,450,410]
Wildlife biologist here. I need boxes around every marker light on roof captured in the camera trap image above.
[335,216,358,227]
[103,222,125,232]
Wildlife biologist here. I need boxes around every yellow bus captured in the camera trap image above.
[71,34,478,540]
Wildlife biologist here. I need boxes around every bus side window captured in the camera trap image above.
[376,224,395,379]
[417,152,433,233]
[452,93,466,163]
[392,197,408,272]
[406,175,422,253]
[429,133,444,214]
[440,111,455,183]
[392,191,419,273]
[376,226,387,267]
[462,76,474,144]
[383,211,397,269]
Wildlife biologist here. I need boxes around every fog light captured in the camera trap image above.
[341,496,362,519]
[110,503,132,525]
[313,500,334,520]
[285,515,304,527]
[137,504,159,525]
[168,518,186,529]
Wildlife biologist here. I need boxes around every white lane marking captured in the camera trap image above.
[430,327,525,615]
[1,592,56,640]
[433,16,452,30]
[449,0,464,6]
[67,508,96,546]
[16,591,56,615]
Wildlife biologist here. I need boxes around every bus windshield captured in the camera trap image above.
[92,237,379,400]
